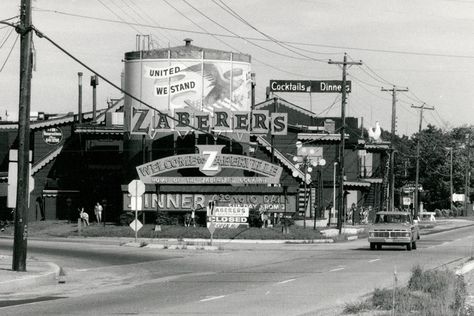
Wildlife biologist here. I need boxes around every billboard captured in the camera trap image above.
[124,59,252,132]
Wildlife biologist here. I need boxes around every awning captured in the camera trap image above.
[344,180,372,189]
[298,133,345,142]
[256,136,309,184]
[42,189,80,197]
[31,145,64,175]
[364,142,391,151]
[363,178,384,184]
[74,127,124,135]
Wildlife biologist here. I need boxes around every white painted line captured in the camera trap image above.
[368,259,380,263]
[278,278,296,284]
[330,268,344,272]
[200,295,225,302]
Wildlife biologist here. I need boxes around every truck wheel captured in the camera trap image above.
[412,241,417,250]
[407,243,412,251]
[377,244,382,250]
[370,243,375,250]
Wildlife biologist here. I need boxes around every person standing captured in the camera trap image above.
[94,202,103,224]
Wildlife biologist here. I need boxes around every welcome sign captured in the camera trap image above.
[136,145,283,185]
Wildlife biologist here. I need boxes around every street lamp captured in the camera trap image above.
[330,161,338,227]
[292,142,326,229]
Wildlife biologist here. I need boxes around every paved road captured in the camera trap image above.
[0,226,473,315]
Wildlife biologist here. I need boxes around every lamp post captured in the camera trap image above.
[329,162,338,227]
[292,142,326,229]
[313,159,326,230]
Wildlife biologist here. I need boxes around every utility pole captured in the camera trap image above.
[329,53,362,234]
[464,133,471,216]
[448,147,453,212]
[411,103,434,219]
[381,86,408,212]
[13,0,33,272]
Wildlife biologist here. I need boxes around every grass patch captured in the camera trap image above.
[78,224,325,240]
[0,221,326,240]
[343,265,467,315]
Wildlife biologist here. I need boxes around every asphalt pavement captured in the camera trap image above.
[0,218,473,297]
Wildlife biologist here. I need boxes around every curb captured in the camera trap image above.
[123,238,335,245]
[0,261,60,294]
[457,260,474,275]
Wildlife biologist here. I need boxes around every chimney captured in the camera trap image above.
[90,75,99,123]
[184,38,193,46]
[78,72,83,123]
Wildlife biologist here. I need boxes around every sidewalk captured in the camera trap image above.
[0,255,60,295]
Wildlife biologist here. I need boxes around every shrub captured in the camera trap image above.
[342,300,372,314]
[119,212,134,226]
[155,211,178,225]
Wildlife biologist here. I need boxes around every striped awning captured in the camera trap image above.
[256,136,309,184]
[31,145,64,175]
[344,180,372,188]
[362,178,384,184]
[298,133,346,142]
[74,127,124,135]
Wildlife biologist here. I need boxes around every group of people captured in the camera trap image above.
[79,202,103,226]
[346,203,370,225]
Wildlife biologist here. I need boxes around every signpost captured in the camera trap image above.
[128,179,145,242]
[207,222,215,246]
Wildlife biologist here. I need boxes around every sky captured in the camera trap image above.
[1,0,474,136]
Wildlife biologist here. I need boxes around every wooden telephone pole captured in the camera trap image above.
[381,86,408,212]
[13,0,33,272]
[328,53,362,234]
[411,103,434,219]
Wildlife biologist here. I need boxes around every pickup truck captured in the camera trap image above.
[368,211,420,251]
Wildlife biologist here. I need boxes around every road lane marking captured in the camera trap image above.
[368,259,380,263]
[278,278,296,284]
[200,295,225,302]
[329,268,344,272]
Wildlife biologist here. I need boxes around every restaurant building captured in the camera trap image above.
[0,40,390,224]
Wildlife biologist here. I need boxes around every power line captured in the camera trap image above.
[123,0,179,46]
[0,33,19,72]
[0,27,14,50]
[162,0,316,79]
[178,0,319,62]
[210,0,328,62]
[34,8,474,60]
[0,16,20,22]
[95,0,145,35]
[363,64,395,86]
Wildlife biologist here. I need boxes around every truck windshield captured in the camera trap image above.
[375,214,410,224]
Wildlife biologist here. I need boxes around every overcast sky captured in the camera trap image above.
[1,0,474,135]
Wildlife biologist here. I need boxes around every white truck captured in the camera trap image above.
[368,211,420,251]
